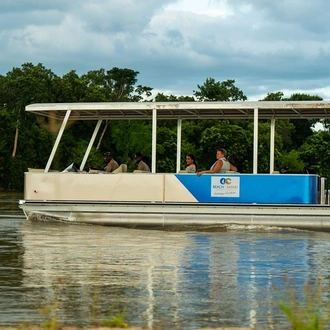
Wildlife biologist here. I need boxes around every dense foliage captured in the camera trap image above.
[0,63,327,191]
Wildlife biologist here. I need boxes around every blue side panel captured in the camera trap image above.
[175,174,319,204]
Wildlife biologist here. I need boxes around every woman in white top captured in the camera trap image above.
[185,154,197,173]
[197,148,236,176]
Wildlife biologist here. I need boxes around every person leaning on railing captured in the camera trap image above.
[197,148,237,176]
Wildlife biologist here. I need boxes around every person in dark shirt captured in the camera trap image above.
[134,152,150,172]
[89,151,119,173]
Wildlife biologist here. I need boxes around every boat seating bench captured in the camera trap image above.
[112,164,127,173]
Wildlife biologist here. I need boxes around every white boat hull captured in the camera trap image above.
[20,158,330,231]
[20,200,330,231]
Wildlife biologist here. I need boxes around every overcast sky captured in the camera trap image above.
[1,0,330,100]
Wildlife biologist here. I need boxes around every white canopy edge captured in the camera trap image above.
[26,101,330,120]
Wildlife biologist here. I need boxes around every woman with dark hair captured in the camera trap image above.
[185,154,197,173]
[227,155,238,172]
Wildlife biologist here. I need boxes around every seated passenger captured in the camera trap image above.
[90,151,119,173]
[103,151,119,172]
[134,152,150,172]
[227,155,238,172]
[197,148,234,176]
[185,154,197,173]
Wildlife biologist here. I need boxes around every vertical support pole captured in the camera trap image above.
[270,118,275,173]
[176,118,182,173]
[45,109,71,173]
[320,177,327,205]
[80,119,103,171]
[151,108,157,173]
[253,107,259,174]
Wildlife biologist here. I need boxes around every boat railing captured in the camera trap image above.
[320,177,328,204]
[28,168,59,172]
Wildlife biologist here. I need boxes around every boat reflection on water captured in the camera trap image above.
[20,220,330,329]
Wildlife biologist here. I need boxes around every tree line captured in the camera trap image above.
[0,62,329,191]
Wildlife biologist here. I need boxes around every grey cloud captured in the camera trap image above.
[77,0,178,34]
[0,0,75,13]
[226,0,330,34]
[0,0,329,101]
[164,29,184,47]
[0,10,63,30]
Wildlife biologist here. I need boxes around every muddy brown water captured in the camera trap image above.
[1,193,330,329]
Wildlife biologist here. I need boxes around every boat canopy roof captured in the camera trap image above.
[25,101,330,120]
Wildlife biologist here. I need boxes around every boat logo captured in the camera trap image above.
[219,177,231,185]
[211,176,240,197]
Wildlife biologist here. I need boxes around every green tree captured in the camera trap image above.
[193,78,247,101]
[253,121,296,173]
[261,92,322,150]
[156,126,177,172]
[285,93,322,149]
[55,67,153,169]
[105,67,138,101]
[61,70,90,102]
[80,67,153,102]
[108,120,152,171]
[262,91,284,101]
[280,150,305,172]
[132,85,153,102]
[300,131,330,179]
[154,93,194,102]
[199,122,252,172]
[0,108,15,185]
[1,63,58,157]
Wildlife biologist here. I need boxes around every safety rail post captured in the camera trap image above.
[320,177,327,205]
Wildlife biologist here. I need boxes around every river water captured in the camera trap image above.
[1,192,330,329]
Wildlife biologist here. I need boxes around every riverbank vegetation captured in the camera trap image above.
[0,62,328,191]
[279,279,330,330]
[3,281,329,330]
